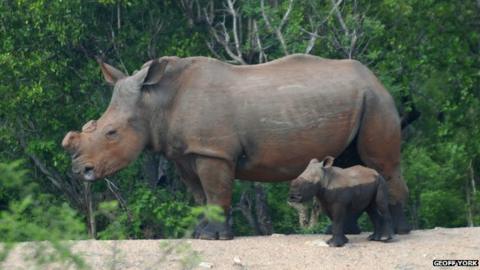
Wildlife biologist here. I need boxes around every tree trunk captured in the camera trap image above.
[289,198,323,229]
[142,153,160,189]
[84,182,96,239]
[237,187,260,234]
[308,197,322,228]
[235,183,273,235]
[254,183,273,235]
[411,194,420,230]
[288,201,309,228]
[467,160,477,227]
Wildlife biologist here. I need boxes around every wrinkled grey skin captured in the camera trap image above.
[62,54,410,239]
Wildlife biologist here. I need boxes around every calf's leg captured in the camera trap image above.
[376,180,394,241]
[327,203,349,247]
[324,211,362,235]
[331,144,363,234]
[366,206,383,241]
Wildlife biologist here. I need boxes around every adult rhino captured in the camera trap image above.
[62,54,411,239]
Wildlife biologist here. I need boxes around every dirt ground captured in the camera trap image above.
[2,227,479,270]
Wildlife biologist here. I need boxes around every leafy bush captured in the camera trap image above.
[97,184,224,239]
[265,183,299,234]
[419,191,466,228]
[0,160,87,267]
[0,0,479,244]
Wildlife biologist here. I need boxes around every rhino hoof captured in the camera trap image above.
[327,235,348,247]
[367,233,382,241]
[194,220,233,240]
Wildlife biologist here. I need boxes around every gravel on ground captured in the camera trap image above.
[2,227,479,270]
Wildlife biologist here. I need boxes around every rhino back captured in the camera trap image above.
[166,55,387,181]
[326,166,379,189]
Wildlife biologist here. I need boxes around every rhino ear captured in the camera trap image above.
[321,156,335,168]
[309,158,319,165]
[140,59,169,86]
[98,59,126,85]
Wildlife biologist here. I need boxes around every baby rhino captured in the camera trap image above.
[288,156,393,247]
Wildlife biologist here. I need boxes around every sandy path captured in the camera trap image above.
[2,227,479,270]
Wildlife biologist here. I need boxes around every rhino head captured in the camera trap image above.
[288,156,335,203]
[62,59,169,181]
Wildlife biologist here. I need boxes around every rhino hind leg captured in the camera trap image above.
[366,204,392,241]
[355,101,411,234]
[389,202,411,234]
[375,178,394,240]
[383,165,411,234]
[193,156,235,240]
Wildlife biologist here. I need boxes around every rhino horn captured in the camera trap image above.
[62,131,81,154]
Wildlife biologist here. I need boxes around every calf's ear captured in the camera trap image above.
[309,158,319,164]
[321,156,335,168]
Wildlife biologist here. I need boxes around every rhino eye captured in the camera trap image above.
[105,129,118,139]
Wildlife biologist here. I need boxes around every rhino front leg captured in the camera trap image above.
[327,203,349,247]
[324,211,362,235]
[194,156,234,240]
[176,161,206,205]
[175,161,210,237]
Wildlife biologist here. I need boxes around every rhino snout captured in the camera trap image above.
[288,193,303,203]
[72,162,96,181]
[82,165,96,181]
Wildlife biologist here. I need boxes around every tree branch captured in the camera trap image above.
[15,120,84,210]
[203,6,246,64]
[253,20,267,62]
[226,0,244,61]
[260,0,293,55]
[330,0,348,35]
[305,27,318,54]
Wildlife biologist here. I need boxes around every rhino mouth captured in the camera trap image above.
[72,161,97,181]
[83,166,96,181]
[288,193,304,203]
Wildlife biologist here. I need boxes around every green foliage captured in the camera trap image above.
[265,183,300,234]
[97,186,224,239]
[0,0,479,246]
[419,190,466,228]
[0,160,87,267]
[97,185,190,239]
[158,240,201,270]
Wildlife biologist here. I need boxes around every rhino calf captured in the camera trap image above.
[288,156,393,247]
